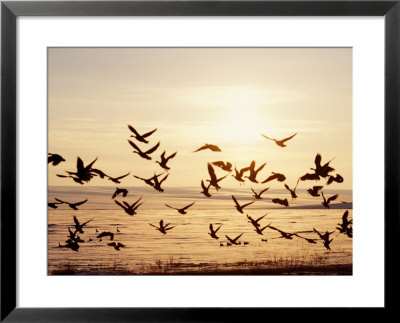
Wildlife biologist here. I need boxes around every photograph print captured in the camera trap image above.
[48,48,352,275]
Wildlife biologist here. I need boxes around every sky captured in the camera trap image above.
[48,47,352,189]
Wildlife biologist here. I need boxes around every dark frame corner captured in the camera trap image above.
[1,1,399,321]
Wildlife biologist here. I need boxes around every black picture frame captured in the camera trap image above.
[1,0,399,321]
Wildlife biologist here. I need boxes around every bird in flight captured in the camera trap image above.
[326,174,344,185]
[245,160,267,183]
[149,219,175,234]
[107,172,130,184]
[272,198,289,207]
[112,188,128,199]
[254,224,270,235]
[128,124,157,144]
[336,210,353,238]
[212,161,232,172]
[57,157,99,184]
[48,153,65,166]
[284,180,299,200]
[312,153,335,178]
[200,180,212,197]
[73,216,94,234]
[250,187,270,199]
[307,186,324,197]
[165,202,195,214]
[108,242,125,251]
[207,163,228,191]
[128,140,160,160]
[97,231,114,241]
[262,172,286,184]
[193,144,222,153]
[152,173,169,193]
[321,192,338,209]
[246,214,267,228]
[267,225,296,240]
[293,233,318,244]
[156,151,177,171]
[231,195,255,213]
[225,233,243,245]
[313,228,335,250]
[208,223,222,239]
[55,198,88,210]
[299,172,320,181]
[231,166,250,184]
[114,196,143,215]
[48,200,63,209]
[261,133,297,147]
[133,172,164,188]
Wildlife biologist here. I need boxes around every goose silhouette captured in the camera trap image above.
[208,223,222,239]
[245,160,266,183]
[326,174,344,185]
[231,166,250,183]
[73,216,94,234]
[321,192,338,209]
[225,233,243,245]
[246,214,267,228]
[48,153,65,166]
[165,202,195,214]
[312,153,335,178]
[193,144,221,152]
[262,172,286,184]
[152,173,169,193]
[200,180,212,197]
[232,195,254,213]
[133,172,163,187]
[284,179,299,199]
[128,140,160,160]
[251,187,270,199]
[156,151,177,171]
[212,161,232,172]
[97,231,114,241]
[313,228,335,250]
[107,172,130,184]
[128,124,157,143]
[114,196,143,215]
[108,242,125,251]
[207,163,228,191]
[149,219,175,234]
[272,198,289,207]
[261,133,297,147]
[307,185,323,197]
[57,157,98,184]
[112,188,128,199]
[54,198,88,210]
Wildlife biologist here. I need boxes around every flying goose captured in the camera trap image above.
[48,153,65,166]
[128,140,160,160]
[165,202,195,214]
[114,196,143,215]
[156,151,177,171]
[251,187,270,199]
[193,144,222,152]
[261,133,297,147]
[208,223,222,239]
[128,124,157,143]
[54,198,88,210]
[232,195,254,213]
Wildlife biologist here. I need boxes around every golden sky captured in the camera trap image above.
[48,48,352,189]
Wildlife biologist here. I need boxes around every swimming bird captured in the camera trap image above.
[272,198,289,207]
[107,172,131,184]
[321,192,338,209]
[313,228,335,250]
[156,151,177,171]
[54,198,88,210]
[246,214,267,228]
[128,140,160,160]
[108,242,125,251]
[261,172,286,184]
[48,153,65,166]
[207,163,228,191]
[149,219,175,234]
[254,224,270,235]
[312,153,335,178]
[225,233,243,245]
[200,180,212,197]
[73,216,94,234]
[212,161,233,172]
[326,174,344,185]
[307,186,324,197]
[251,187,270,199]
[261,133,297,147]
[128,124,157,144]
[232,195,255,213]
[284,180,299,200]
[267,225,296,240]
[152,173,169,193]
[165,202,195,214]
[112,188,128,199]
[97,231,114,241]
[245,160,267,183]
[231,166,251,184]
[208,223,222,239]
[114,196,143,215]
[193,144,222,152]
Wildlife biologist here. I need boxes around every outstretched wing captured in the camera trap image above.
[128,124,140,136]
[231,195,240,207]
[128,140,143,153]
[281,133,297,143]
[55,198,67,204]
[261,134,274,141]
[182,202,195,211]
[166,151,177,160]
[74,199,88,206]
[145,141,160,154]
[327,194,339,203]
[207,163,217,182]
[114,200,126,209]
[114,172,130,180]
[314,153,322,168]
[164,204,176,210]
[233,233,243,242]
[214,224,222,233]
[241,201,255,209]
[142,128,157,138]
[259,187,270,195]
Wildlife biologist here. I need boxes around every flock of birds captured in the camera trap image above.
[49,125,352,255]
